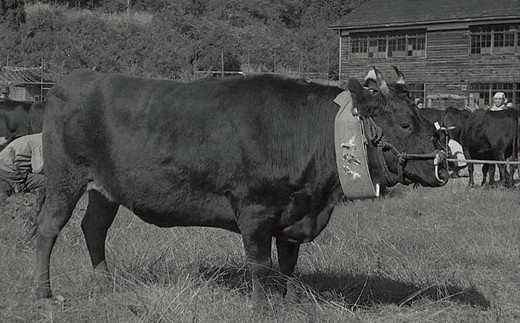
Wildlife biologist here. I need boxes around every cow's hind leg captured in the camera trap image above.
[81,189,119,290]
[276,239,300,303]
[467,162,475,187]
[34,177,87,298]
[488,164,497,185]
[481,164,490,186]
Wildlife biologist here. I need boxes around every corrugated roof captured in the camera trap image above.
[330,0,520,30]
[0,67,54,85]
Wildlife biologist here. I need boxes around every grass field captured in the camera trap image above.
[0,171,519,322]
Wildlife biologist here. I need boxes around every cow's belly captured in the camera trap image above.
[88,177,240,232]
[131,206,240,233]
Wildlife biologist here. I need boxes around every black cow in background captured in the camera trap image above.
[420,108,443,125]
[460,108,518,187]
[440,107,472,143]
[438,107,472,177]
[423,107,471,178]
[0,99,45,151]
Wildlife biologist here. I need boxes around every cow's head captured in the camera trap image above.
[347,67,448,187]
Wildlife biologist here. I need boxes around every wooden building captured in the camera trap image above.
[329,0,520,110]
[0,67,54,102]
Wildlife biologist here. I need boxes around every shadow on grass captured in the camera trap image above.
[196,264,490,309]
[300,271,490,309]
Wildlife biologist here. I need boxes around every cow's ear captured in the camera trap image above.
[347,78,373,117]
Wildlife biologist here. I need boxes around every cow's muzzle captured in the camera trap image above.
[399,150,448,185]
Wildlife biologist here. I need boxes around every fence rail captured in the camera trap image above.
[446,158,520,165]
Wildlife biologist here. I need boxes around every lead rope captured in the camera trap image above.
[361,117,406,186]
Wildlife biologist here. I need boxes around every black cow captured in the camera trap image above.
[441,107,472,143]
[34,68,448,306]
[460,108,519,187]
[420,108,443,125]
[0,99,45,150]
[423,107,470,178]
[438,107,472,177]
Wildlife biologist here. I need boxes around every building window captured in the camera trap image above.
[407,83,425,102]
[351,38,368,59]
[388,37,407,57]
[350,30,426,60]
[469,83,520,107]
[407,33,426,56]
[368,37,386,58]
[470,24,519,55]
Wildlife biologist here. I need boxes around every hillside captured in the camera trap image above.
[0,0,366,80]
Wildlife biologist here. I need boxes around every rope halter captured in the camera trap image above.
[361,116,447,186]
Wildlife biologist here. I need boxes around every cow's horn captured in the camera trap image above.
[392,65,405,84]
[373,67,390,95]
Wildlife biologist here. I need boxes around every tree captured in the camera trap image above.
[0,0,26,29]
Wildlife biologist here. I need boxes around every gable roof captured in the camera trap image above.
[330,0,520,30]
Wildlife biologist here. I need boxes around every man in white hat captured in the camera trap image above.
[490,92,508,111]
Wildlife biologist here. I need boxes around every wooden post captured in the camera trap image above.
[327,50,330,80]
[299,52,303,77]
[272,49,276,73]
[247,50,250,71]
[221,49,224,77]
[40,58,44,101]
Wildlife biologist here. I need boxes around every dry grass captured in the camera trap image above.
[25,2,153,26]
[0,171,519,322]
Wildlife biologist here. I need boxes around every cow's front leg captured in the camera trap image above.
[467,162,475,187]
[495,152,510,187]
[237,208,273,307]
[488,164,496,185]
[276,238,300,303]
[481,164,490,186]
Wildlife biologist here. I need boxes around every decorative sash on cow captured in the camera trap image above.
[334,91,380,199]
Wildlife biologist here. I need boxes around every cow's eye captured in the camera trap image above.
[400,122,410,129]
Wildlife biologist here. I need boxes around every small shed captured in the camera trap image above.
[0,66,55,102]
